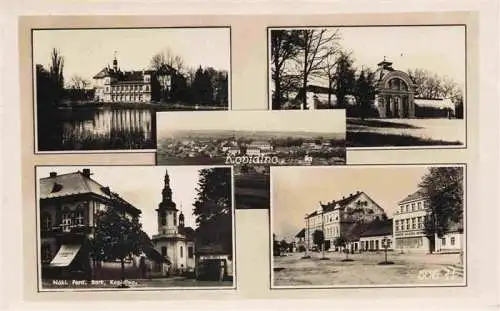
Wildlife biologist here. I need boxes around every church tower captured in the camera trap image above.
[156,169,179,236]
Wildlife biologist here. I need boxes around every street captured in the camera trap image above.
[273,251,465,287]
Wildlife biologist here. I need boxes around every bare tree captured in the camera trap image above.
[150,47,184,72]
[69,75,90,89]
[295,29,341,109]
[321,45,346,106]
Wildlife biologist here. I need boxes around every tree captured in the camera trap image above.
[69,75,90,89]
[270,30,301,109]
[334,235,351,260]
[193,167,232,254]
[150,47,184,72]
[295,29,341,110]
[91,207,143,287]
[335,51,356,108]
[354,68,375,119]
[321,44,344,107]
[419,167,464,253]
[312,229,325,250]
[279,240,289,253]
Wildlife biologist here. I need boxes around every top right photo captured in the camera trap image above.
[268,25,466,149]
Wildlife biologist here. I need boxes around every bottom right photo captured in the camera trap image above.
[271,164,466,288]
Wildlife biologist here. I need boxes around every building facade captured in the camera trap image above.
[39,169,163,280]
[152,170,196,274]
[304,191,387,251]
[373,58,417,118]
[93,55,174,103]
[359,219,393,251]
[393,190,464,253]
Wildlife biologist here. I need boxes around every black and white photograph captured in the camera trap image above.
[37,165,234,290]
[156,110,346,209]
[33,27,230,152]
[268,26,466,148]
[271,165,465,288]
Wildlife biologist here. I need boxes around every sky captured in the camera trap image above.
[36,166,216,237]
[271,165,432,242]
[157,110,346,137]
[273,25,466,92]
[33,28,230,83]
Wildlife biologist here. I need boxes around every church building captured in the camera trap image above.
[152,170,196,274]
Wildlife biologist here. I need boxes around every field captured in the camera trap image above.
[273,251,464,287]
[347,118,465,147]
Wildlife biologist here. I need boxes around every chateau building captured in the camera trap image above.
[39,169,164,280]
[304,191,387,251]
[152,170,196,274]
[393,190,464,253]
[93,55,175,103]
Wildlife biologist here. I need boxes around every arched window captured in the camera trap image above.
[387,77,409,91]
[161,211,166,226]
[180,246,183,258]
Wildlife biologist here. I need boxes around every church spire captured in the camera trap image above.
[159,169,177,211]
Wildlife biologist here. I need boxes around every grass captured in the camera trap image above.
[347,131,463,147]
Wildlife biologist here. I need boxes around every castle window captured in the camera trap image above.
[161,246,167,257]
[180,246,183,258]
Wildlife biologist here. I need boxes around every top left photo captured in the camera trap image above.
[32,27,231,153]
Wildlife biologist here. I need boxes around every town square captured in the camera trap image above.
[271,165,465,287]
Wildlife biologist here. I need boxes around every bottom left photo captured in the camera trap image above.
[35,165,235,291]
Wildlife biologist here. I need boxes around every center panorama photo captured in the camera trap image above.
[156,110,346,209]
[33,27,230,152]
[268,26,466,148]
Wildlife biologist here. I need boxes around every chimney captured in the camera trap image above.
[49,172,57,178]
[82,169,91,178]
[342,196,345,199]
[357,190,360,194]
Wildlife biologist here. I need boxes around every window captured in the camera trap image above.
[405,219,409,230]
[395,220,399,231]
[375,240,379,250]
[405,205,409,212]
[418,216,423,229]
[61,211,72,232]
[180,246,183,258]
[442,238,446,246]
[41,244,52,263]
[188,247,194,259]
[73,209,84,226]
[400,206,404,213]
[161,246,167,257]
[174,214,177,226]
[451,237,456,246]
[161,212,166,226]
[412,218,416,229]
[417,202,422,210]
[42,213,52,231]
[411,203,415,211]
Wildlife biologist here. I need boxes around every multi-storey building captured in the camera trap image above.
[393,190,464,253]
[304,191,387,251]
[39,169,164,280]
[93,55,175,103]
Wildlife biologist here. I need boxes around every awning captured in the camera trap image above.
[50,244,81,267]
